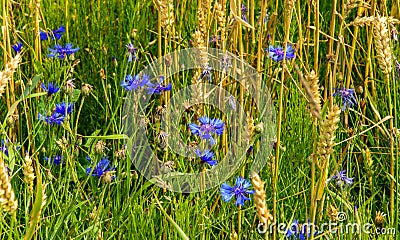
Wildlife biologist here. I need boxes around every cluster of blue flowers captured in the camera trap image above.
[48,43,80,60]
[120,43,171,94]
[186,116,224,167]
[40,25,66,41]
[38,25,79,60]
[187,116,254,206]
[188,116,224,166]
[38,102,74,126]
[121,74,171,95]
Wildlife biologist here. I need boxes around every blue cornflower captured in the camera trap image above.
[225,95,237,110]
[40,31,48,41]
[195,149,217,166]
[198,66,212,81]
[38,112,66,126]
[121,74,149,91]
[333,88,357,111]
[52,25,66,40]
[112,56,118,67]
[188,116,225,145]
[40,25,66,41]
[38,102,74,126]
[241,4,248,22]
[220,176,255,206]
[247,145,253,154]
[147,76,172,94]
[0,140,8,156]
[48,43,79,59]
[267,44,296,62]
[126,42,138,62]
[209,35,220,44]
[395,60,400,79]
[44,155,63,165]
[220,54,232,72]
[286,219,309,240]
[41,82,60,96]
[55,102,74,115]
[326,170,354,187]
[86,157,115,179]
[12,42,23,53]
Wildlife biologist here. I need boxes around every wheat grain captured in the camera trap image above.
[0,54,21,96]
[0,156,18,213]
[251,172,273,225]
[23,154,35,195]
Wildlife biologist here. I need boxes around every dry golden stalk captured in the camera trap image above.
[0,156,18,213]
[23,154,36,195]
[252,172,273,225]
[363,148,374,190]
[373,16,392,80]
[154,0,175,32]
[0,54,21,96]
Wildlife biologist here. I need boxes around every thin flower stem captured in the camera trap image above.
[313,0,319,72]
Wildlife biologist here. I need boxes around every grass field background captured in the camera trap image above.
[0,0,399,239]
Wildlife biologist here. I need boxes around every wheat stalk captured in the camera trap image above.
[23,154,36,195]
[316,105,341,163]
[0,54,21,96]
[251,172,273,225]
[0,155,18,213]
[315,105,341,200]
[373,16,392,81]
[154,0,174,33]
